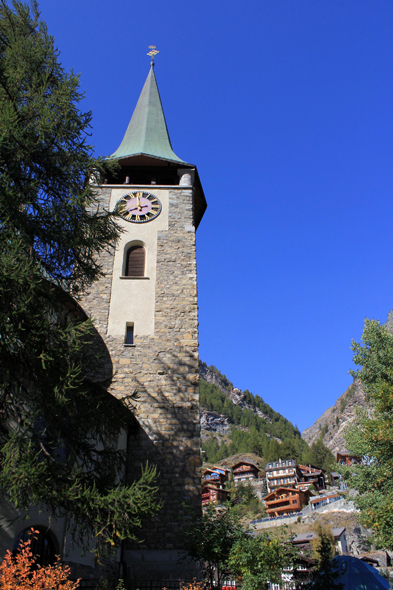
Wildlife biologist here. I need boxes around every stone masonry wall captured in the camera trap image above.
[80,185,202,554]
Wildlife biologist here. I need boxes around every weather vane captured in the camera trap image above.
[147,46,159,65]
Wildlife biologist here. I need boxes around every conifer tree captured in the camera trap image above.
[303,524,342,590]
[341,317,393,549]
[0,0,159,551]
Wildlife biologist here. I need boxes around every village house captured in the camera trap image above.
[265,459,304,493]
[201,485,229,506]
[291,527,348,555]
[202,467,230,490]
[232,461,259,482]
[297,464,326,491]
[264,487,313,518]
[336,451,361,466]
[330,470,341,487]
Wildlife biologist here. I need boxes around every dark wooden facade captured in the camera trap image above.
[297,464,326,491]
[201,485,229,506]
[232,461,259,482]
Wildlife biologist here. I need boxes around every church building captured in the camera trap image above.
[0,52,206,584]
[81,51,207,580]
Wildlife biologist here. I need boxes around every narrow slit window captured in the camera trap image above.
[125,325,134,345]
[126,246,145,276]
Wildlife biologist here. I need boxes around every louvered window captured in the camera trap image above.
[126,246,145,276]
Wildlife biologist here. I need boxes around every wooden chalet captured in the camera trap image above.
[298,464,326,490]
[291,527,348,555]
[231,461,259,482]
[336,451,361,466]
[202,467,229,489]
[201,485,229,506]
[264,487,313,518]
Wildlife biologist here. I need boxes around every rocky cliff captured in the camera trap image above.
[302,379,369,455]
[302,310,393,455]
[199,363,273,434]
[200,409,231,435]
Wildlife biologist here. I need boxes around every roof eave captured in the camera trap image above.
[109,152,193,166]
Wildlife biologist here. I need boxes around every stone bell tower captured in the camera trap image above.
[82,52,206,580]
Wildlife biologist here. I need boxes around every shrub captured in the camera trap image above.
[0,529,79,589]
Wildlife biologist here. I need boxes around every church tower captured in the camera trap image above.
[82,53,206,580]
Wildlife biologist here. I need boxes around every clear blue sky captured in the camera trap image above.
[37,0,393,432]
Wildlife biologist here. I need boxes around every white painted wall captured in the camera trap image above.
[107,187,169,337]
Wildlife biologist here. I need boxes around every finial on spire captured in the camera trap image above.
[147,45,159,66]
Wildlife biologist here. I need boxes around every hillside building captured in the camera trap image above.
[264,487,313,518]
[297,464,326,491]
[292,527,348,555]
[336,452,361,466]
[265,459,326,494]
[202,485,229,506]
[232,461,259,482]
[202,467,230,489]
[265,459,304,493]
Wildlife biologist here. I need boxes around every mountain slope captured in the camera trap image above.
[199,362,308,463]
[302,311,393,454]
[302,379,369,455]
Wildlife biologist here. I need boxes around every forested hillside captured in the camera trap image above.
[200,363,334,469]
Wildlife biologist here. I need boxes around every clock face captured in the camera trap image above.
[116,191,162,223]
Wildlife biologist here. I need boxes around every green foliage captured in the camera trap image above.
[0,0,160,552]
[304,524,342,590]
[320,424,328,439]
[200,379,308,462]
[302,438,335,472]
[341,318,393,550]
[229,532,293,590]
[310,524,336,565]
[230,482,266,520]
[339,383,356,414]
[181,504,244,589]
[205,363,233,390]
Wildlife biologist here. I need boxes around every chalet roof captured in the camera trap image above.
[310,493,340,503]
[332,527,346,537]
[232,461,258,470]
[264,486,313,502]
[203,467,229,476]
[292,528,346,544]
[265,459,298,470]
[299,464,324,473]
[111,63,189,165]
[292,532,316,544]
[202,484,223,492]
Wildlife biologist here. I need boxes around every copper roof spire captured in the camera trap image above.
[111,49,188,164]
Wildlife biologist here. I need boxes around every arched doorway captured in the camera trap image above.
[13,527,58,566]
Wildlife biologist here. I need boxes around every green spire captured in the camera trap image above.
[111,64,188,164]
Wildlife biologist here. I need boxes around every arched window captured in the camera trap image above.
[13,527,57,566]
[126,246,145,277]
